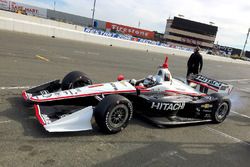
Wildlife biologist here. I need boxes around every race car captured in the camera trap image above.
[22,56,233,134]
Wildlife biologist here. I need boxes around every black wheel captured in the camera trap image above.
[94,95,133,134]
[61,71,92,90]
[211,102,230,123]
[210,93,231,123]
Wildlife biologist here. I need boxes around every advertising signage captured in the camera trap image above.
[0,0,47,18]
[10,1,47,17]
[106,22,155,39]
[0,0,9,10]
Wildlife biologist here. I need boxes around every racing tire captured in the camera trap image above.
[94,95,133,134]
[61,71,92,90]
[210,93,231,123]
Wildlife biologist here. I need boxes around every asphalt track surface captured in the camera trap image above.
[0,30,250,167]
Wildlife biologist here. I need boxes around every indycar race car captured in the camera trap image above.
[22,56,233,134]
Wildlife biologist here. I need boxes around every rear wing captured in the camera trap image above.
[188,74,233,95]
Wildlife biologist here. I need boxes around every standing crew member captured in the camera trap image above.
[186,46,203,78]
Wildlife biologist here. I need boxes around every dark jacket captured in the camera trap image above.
[187,51,203,75]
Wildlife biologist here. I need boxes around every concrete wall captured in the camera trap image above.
[0,10,249,65]
[0,10,186,55]
[47,9,106,30]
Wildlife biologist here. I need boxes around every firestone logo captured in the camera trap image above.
[111,24,149,37]
[106,22,155,39]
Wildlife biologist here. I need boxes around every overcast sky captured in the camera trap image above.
[16,0,250,51]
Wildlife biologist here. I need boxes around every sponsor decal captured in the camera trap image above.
[0,0,47,17]
[110,83,118,90]
[41,93,52,98]
[204,96,212,100]
[151,102,185,111]
[214,44,234,55]
[40,90,49,96]
[181,37,202,46]
[106,22,155,39]
[54,92,61,96]
[201,104,213,109]
[76,88,82,92]
[195,75,222,88]
[220,85,228,91]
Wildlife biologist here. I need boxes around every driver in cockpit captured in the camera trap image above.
[142,75,157,87]
[129,75,157,88]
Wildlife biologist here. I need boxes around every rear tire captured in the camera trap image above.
[211,102,230,123]
[94,95,133,134]
[61,71,92,90]
[210,93,230,123]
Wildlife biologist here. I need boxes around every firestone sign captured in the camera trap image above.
[106,22,155,39]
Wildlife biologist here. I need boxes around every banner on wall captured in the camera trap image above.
[0,0,9,10]
[83,27,169,47]
[10,1,47,17]
[0,0,47,18]
[106,22,155,40]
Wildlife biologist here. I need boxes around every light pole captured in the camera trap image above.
[52,1,56,38]
[209,21,215,25]
[53,1,56,11]
[240,28,250,57]
[178,14,184,18]
[91,0,96,28]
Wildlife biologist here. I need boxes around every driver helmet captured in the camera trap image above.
[143,75,156,86]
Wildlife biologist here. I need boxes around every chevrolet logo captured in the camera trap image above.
[201,104,213,109]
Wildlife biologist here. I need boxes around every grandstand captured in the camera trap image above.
[164,17,218,50]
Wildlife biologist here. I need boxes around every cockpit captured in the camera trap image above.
[129,66,173,89]
[129,56,172,88]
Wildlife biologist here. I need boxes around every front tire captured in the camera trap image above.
[94,95,133,134]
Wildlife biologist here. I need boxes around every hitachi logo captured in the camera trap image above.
[151,102,185,111]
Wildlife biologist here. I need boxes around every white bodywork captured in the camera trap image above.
[44,107,93,132]
[28,81,136,102]
[36,105,94,132]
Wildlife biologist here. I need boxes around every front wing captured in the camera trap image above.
[34,104,94,132]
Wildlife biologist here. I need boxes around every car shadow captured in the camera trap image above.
[92,141,250,167]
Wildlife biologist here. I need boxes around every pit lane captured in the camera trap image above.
[0,30,249,167]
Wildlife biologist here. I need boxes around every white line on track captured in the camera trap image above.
[220,78,250,82]
[205,127,250,146]
[237,88,250,92]
[230,110,250,119]
[0,120,11,124]
[57,56,70,60]
[0,86,30,90]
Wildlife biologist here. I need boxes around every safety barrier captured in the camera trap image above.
[0,10,250,65]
